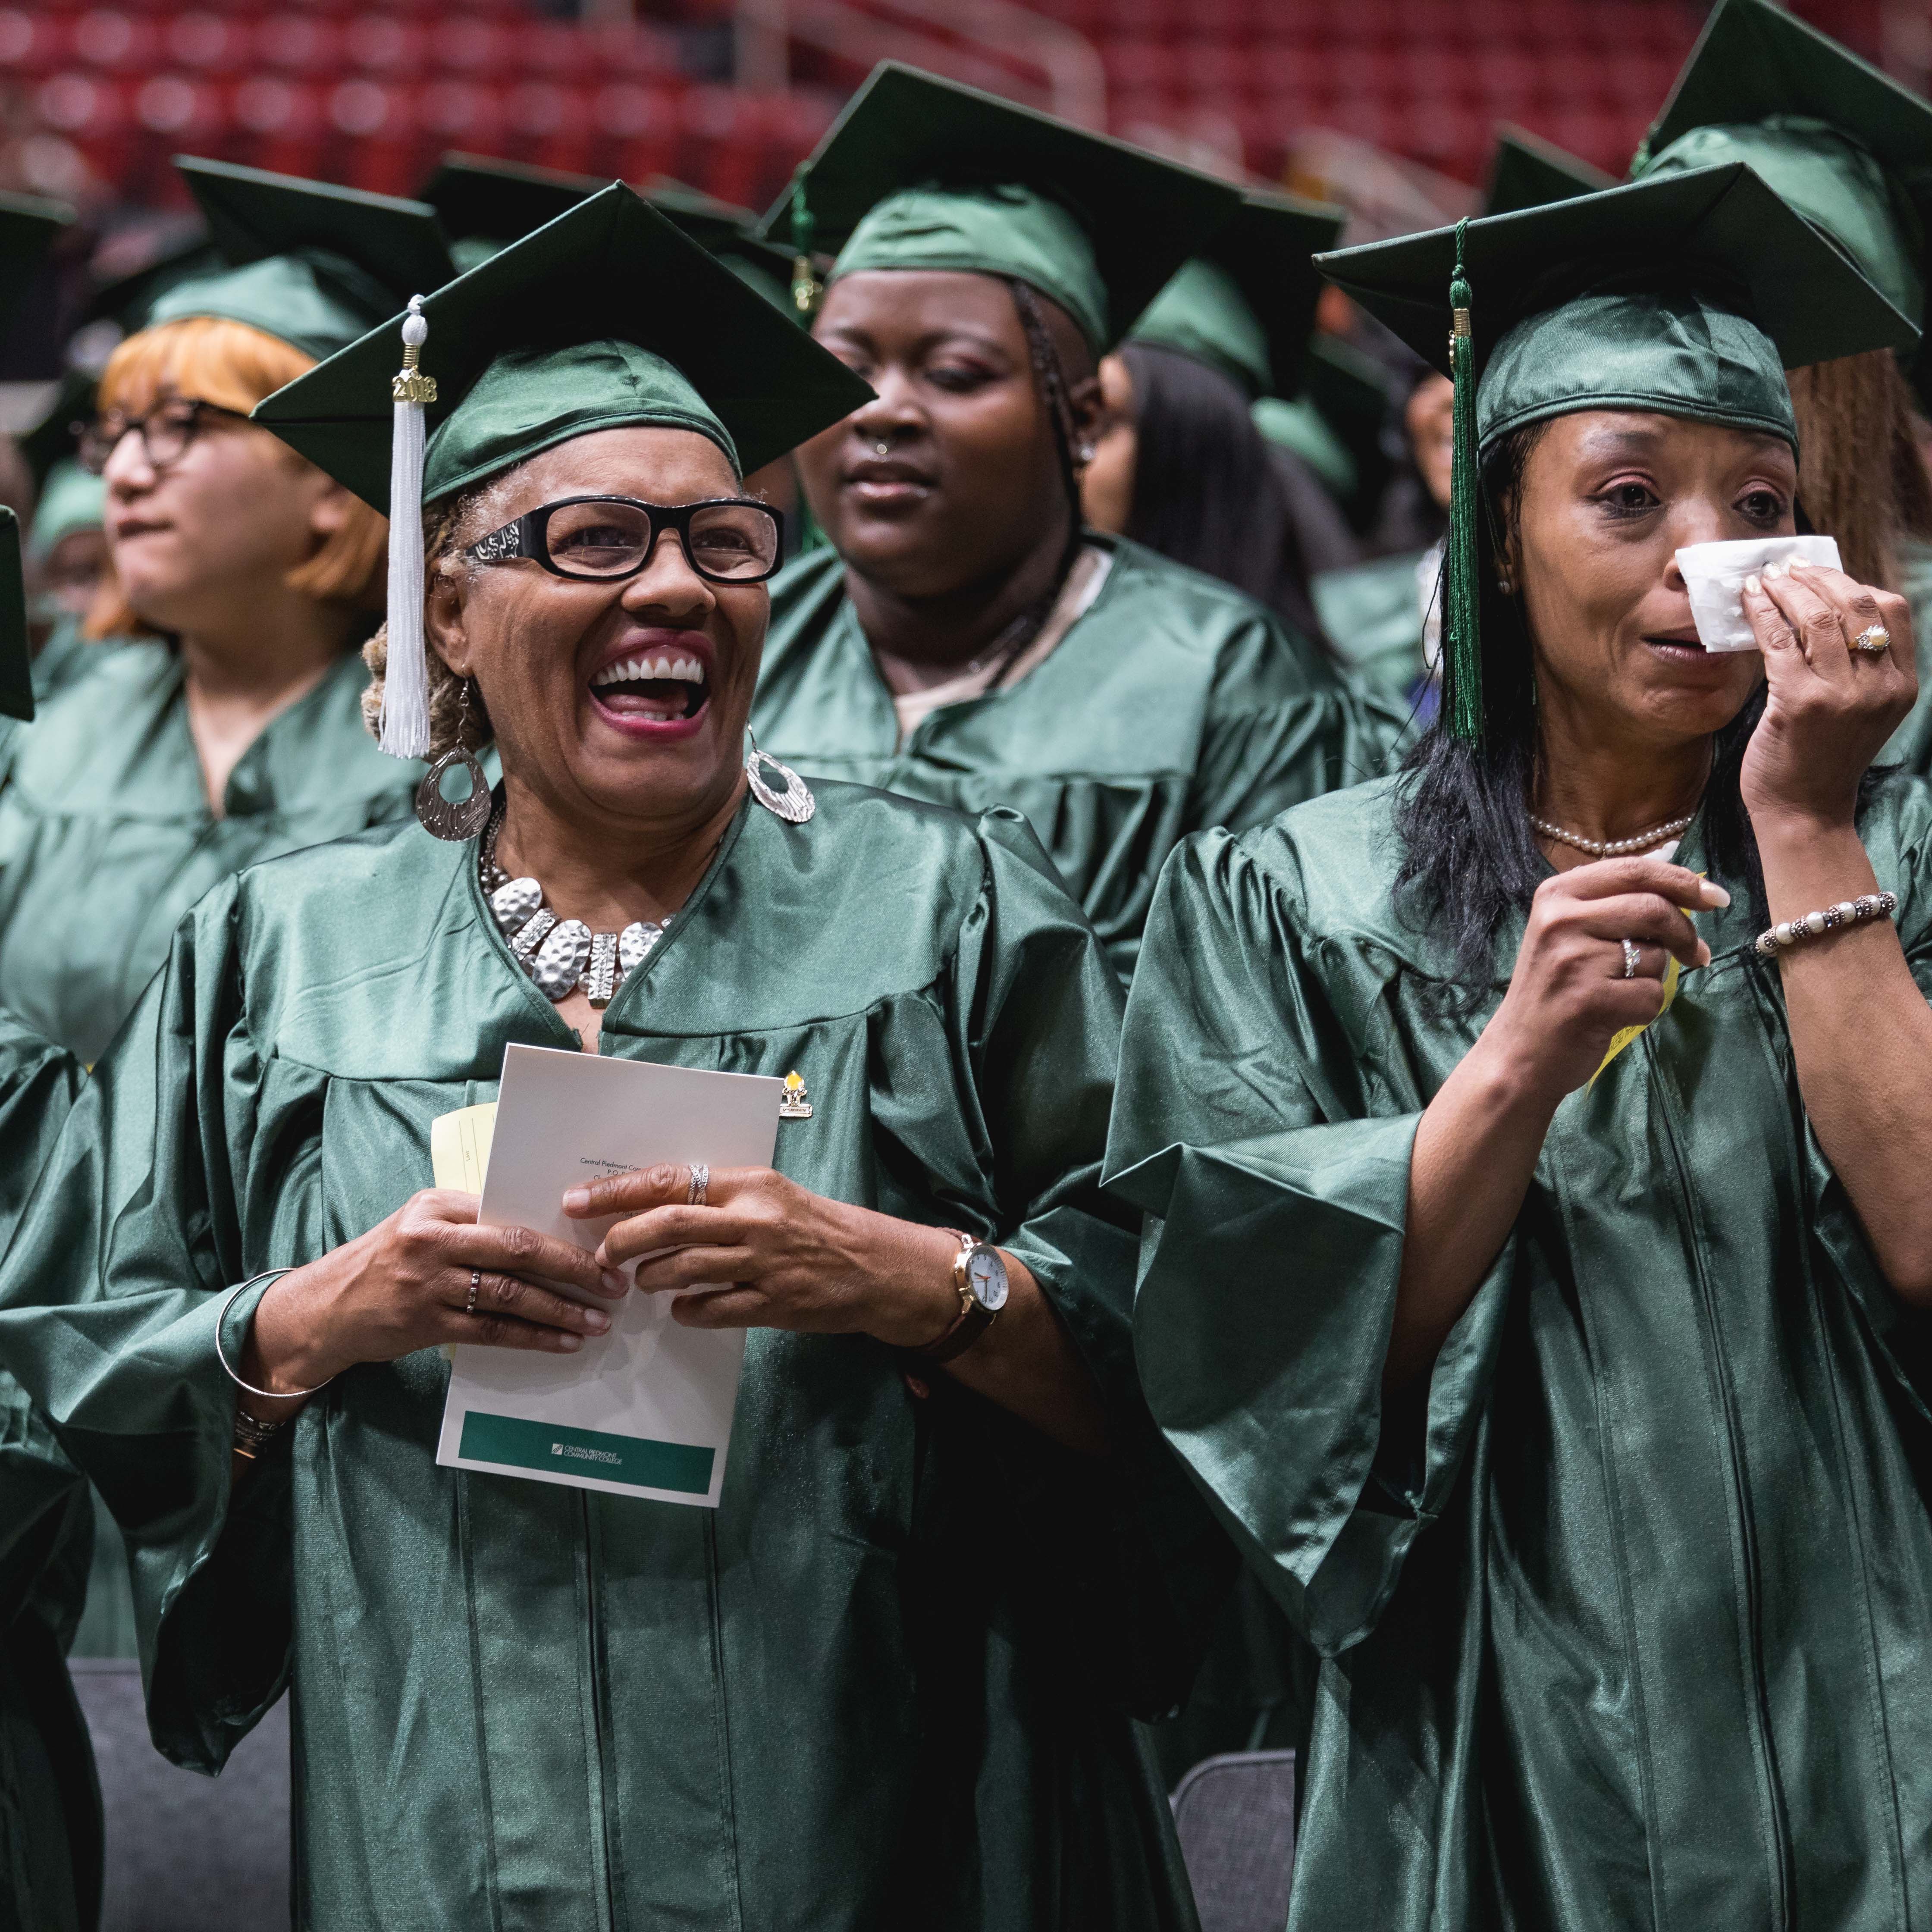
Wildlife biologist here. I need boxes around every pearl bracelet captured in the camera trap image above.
[1753,889,1898,960]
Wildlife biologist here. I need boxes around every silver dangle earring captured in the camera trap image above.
[744,732,815,825]
[415,679,494,841]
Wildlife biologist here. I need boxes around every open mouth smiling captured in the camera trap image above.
[588,646,711,729]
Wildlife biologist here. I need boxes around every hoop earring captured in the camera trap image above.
[414,678,493,841]
[744,734,815,825]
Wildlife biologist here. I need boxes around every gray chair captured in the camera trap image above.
[1171,1749,1298,1932]
[68,1660,291,1932]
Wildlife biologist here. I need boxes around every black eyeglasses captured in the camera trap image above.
[79,398,249,476]
[463,495,783,586]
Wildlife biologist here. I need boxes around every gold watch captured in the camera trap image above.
[917,1231,1010,1363]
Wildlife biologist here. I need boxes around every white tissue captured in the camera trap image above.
[1677,534,1842,652]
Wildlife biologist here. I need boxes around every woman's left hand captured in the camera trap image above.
[1740,559,1916,831]
[563,1164,963,1346]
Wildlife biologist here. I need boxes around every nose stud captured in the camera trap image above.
[871,440,891,458]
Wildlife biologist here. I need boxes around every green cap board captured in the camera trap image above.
[0,508,30,723]
[255,180,869,505]
[1632,0,1932,394]
[1483,125,1614,219]
[762,61,1242,354]
[1317,163,1920,741]
[147,157,458,362]
[1129,188,1347,399]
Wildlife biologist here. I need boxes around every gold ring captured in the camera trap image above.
[466,1269,482,1316]
[1852,625,1892,655]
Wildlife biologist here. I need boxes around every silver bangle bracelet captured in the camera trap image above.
[1753,889,1898,960]
[213,1270,332,1402]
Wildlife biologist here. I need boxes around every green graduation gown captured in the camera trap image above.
[753,536,1395,981]
[0,641,420,1065]
[0,784,1226,1932]
[0,1013,93,1932]
[1310,549,1433,706]
[1106,773,1932,1929]
[1877,533,1932,777]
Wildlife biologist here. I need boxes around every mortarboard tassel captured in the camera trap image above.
[381,295,436,760]
[1443,220,1484,743]
[790,179,822,317]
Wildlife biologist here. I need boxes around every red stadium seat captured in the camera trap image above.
[0,9,72,76]
[230,72,328,177]
[69,8,160,71]
[253,15,345,76]
[437,18,517,81]
[590,82,679,183]
[35,72,133,188]
[164,12,253,74]
[326,76,425,194]
[503,81,593,174]
[343,15,428,78]
[416,78,508,158]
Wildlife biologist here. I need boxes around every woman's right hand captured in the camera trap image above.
[243,1189,628,1398]
[1481,855,1729,1110]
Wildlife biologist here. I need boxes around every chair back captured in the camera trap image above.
[1170,1748,1298,1932]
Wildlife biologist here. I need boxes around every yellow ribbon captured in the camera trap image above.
[1588,878,1704,1088]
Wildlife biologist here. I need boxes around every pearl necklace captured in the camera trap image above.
[479,806,665,1007]
[1528,810,1696,859]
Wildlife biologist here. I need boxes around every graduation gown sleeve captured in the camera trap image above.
[1104,817,1509,1655]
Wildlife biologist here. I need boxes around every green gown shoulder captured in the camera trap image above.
[0,643,420,1063]
[1878,532,1932,775]
[1311,548,1436,704]
[0,783,1226,1932]
[1107,772,1932,1926]
[0,1012,94,1932]
[755,535,1399,980]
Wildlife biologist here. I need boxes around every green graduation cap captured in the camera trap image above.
[254,181,872,756]
[1483,125,1614,220]
[1318,163,1920,741]
[0,190,80,485]
[421,152,599,269]
[1128,188,1346,400]
[1632,0,1932,396]
[760,61,1242,353]
[0,507,30,724]
[147,157,458,362]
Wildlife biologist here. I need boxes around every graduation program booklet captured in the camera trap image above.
[434,1044,783,1506]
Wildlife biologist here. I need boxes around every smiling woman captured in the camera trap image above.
[1106,169,1932,1924]
[0,184,1228,1931]
[753,67,1396,982]
[0,161,443,1069]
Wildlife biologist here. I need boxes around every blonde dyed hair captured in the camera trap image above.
[85,314,389,640]
[1786,348,1932,594]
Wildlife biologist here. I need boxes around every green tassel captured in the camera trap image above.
[790,179,821,317]
[1443,217,1484,743]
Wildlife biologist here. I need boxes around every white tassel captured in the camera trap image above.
[380,295,436,760]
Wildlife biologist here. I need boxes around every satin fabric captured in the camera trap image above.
[1876,535,1932,778]
[0,785,1228,1932]
[1311,550,1433,706]
[0,642,418,1064]
[0,1013,92,1932]
[1107,774,1932,1929]
[753,536,1396,982]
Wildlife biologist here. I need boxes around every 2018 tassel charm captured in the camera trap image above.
[790,179,822,317]
[381,295,437,760]
[1443,219,1484,743]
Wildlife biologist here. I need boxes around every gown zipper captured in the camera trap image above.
[1643,1029,1796,1928]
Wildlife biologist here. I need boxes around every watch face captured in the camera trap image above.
[966,1245,1009,1313]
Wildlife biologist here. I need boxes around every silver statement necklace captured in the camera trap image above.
[479,805,665,1008]
[1528,810,1696,858]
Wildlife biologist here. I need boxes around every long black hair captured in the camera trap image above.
[1117,341,1325,642]
[1392,420,1777,998]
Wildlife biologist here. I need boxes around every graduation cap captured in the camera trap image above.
[147,158,458,362]
[1317,163,1920,742]
[1482,126,1614,220]
[759,61,1242,352]
[0,189,74,352]
[420,153,603,270]
[1128,188,1346,400]
[1633,0,1932,394]
[633,179,795,314]
[0,507,30,723]
[254,181,872,758]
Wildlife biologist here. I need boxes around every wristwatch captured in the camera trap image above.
[917,1230,1010,1362]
